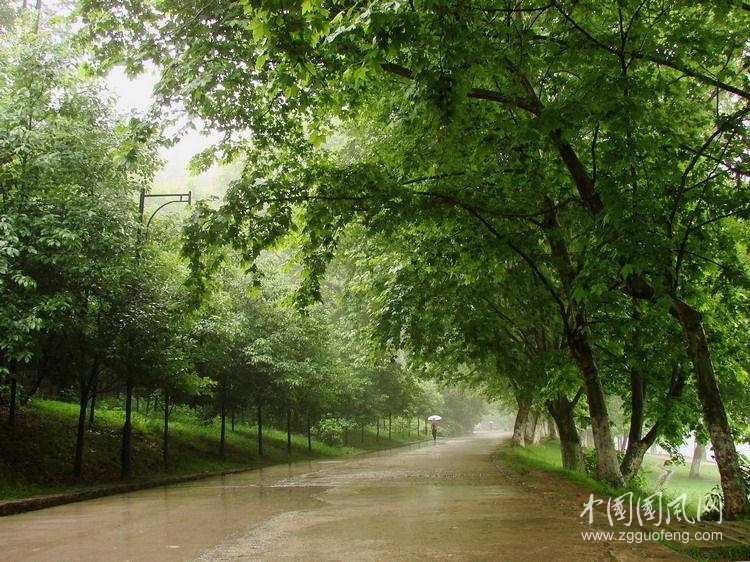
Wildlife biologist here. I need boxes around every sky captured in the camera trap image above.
[106,67,224,198]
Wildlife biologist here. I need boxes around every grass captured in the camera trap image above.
[499,440,623,499]
[501,440,750,561]
[504,440,722,517]
[640,454,720,516]
[0,399,428,501]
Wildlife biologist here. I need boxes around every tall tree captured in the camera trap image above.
[81,0,750,516]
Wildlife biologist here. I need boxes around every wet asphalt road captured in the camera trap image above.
[0,433,682,561]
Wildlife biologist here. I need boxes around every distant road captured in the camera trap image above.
[1,433,681,561]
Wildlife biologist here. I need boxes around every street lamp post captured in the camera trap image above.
[139,189,192,228]
[121,189,191,480]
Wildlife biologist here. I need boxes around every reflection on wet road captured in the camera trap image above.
[0,434,681,561]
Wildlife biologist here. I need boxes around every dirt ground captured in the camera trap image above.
[1,433,687,561]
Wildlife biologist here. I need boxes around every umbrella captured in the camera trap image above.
[427,415,442,421]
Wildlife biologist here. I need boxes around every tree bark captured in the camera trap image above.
[8,376,16,426]
[219,380,227,460]
[546,391,584,472]
[74,359,99,478]
[570,329,625,486]
[512,394,531,446]
[545,414,557,439]
[286,407,292,455]
[257,401,263,457]
[524,409,540,446]
[671,298,747,519]
[690,441,706,480]
[620,369,649,483]
[33,0,42,33]
[620,366,687,483]
[88,384,97,429]
[74,390,89,479]
[307,413,312,452]
[121,375,133,480]
[163,391,169,469]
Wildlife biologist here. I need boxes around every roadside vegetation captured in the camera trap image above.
[0,398,430,501]
[502,439,750,560]
[503,439,721,518]
[1,0,749,527]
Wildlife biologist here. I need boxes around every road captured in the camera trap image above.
[1,433,682,561]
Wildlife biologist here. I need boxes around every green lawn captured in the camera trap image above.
[640,454,720,516]
[508,440,721,517]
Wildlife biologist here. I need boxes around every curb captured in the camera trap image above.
[0,466,253,517]
[0,438,431,517]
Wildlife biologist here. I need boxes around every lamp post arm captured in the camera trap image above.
[146,199,188,232]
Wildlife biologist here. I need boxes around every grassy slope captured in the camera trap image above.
[0,399,427,500]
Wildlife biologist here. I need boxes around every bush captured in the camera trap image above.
[314,418,346,446]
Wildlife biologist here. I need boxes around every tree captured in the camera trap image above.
[0,29,157,478]
[81,0,750,517]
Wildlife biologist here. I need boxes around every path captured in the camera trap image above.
[1,433,684,561]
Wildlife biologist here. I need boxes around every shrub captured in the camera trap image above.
[314,418,345,446]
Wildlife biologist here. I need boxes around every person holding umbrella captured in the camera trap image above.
[427,415,442,441]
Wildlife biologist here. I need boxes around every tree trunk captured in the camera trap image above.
[88,385,97,429]
[511,395,531,447]
[539,201,623,485]
[74,389,89,478]
[307,413,312,452]
[121,375,133,480]
[620,369,647,482]
[219,380,227,460]
[570,330,625,487]
[546,414,558,439]
[672,298,747,519]
[546,392,584,472]
[690,442,706,480]
[286,407,292,455]
[525,409,540,446]
[257,402,263,457]
[74,359,99,478]
[376,418,380,441]
[163,391,169,469]
[620,366,687,483]
[388,412,392,441]
[33,0,42,33]
[8,377,16,426]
